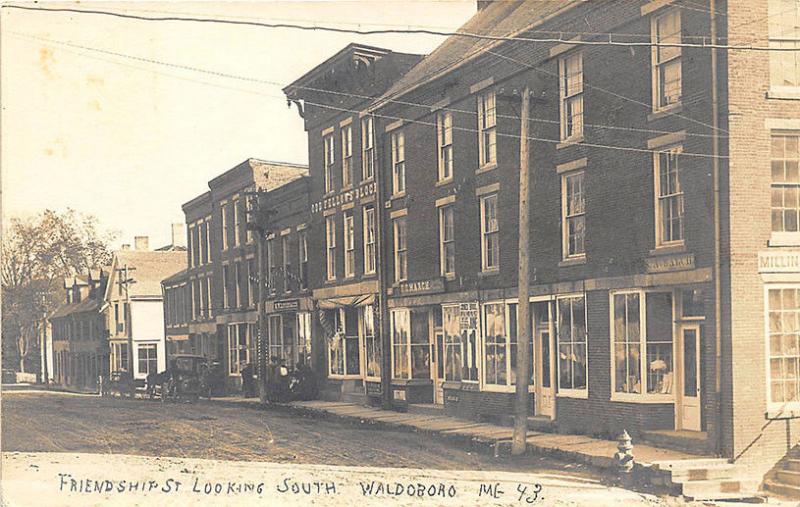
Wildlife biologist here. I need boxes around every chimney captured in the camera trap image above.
[134,236,149,251]
[121,244,131,250]
[171,223,186,248]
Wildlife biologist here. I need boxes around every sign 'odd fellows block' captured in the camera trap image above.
[396,278,445,296]
[645,253,695,274]
[310,181,377,214]
[759,251,800,273]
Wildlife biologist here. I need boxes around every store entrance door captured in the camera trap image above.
[533,301,555,419]
[677,324,702,431]
[432,330,445,404]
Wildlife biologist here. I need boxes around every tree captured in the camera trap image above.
[1,209,116,373]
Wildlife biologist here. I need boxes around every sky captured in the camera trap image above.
[1,1,476,249]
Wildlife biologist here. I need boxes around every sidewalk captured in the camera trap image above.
[206,395,704,470]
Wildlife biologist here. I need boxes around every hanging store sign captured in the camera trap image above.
[645,253,695,273]
[759,251,800,273]
[310,181,377,214]
[396,278,445,296]
[274,299,300,312]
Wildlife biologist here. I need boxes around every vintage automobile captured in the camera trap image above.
[148,355,207,403]
[104,370,134,398]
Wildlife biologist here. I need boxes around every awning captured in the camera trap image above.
[316,294,374,310]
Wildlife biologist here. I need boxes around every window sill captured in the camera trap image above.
[361,177,374,185]
[611,393,675,404]
[556,389,588,399]
[647,103,683,122]
[443,273,456,281]
[649,242,686,256]
[476,163,498,175]
[391,192,406,200]
[482,385,535,393]
[479,268,500,278]
[767,88,800,101]
[557,136,584,150]
[328,374,362,380]
[766,405,800,419]
[769,232,800,247]
[435,178,454,187]
[559,256,587,267]
[324,190,336,198]
[341,185,353,192]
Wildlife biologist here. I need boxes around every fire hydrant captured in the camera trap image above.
[614,429,634,474]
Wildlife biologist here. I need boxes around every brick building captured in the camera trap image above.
[284,0,800,474]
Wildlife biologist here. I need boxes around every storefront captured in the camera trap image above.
[265,297,314,369]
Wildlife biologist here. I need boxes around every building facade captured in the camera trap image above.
[283,0,800,473]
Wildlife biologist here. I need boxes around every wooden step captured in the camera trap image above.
[777,469,800,487]
[786,459,800,472]
[680,478,761,501]
[764,478,800,499]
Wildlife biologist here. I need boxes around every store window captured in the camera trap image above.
[297,312,312,367]
[769,0,800,90]
[484,303,508,386]
[768,287,800,405]
[651,9,682,110]
[556,296,587,392]
[391,309,411,379]
[611,291,674,398]
[363,304,380,379]
[326,307,361,377]
[478,90,497,166]
[227,323,250,375]
[443,305,462,381]
[559,52,584,141]
[410,311,431,379]
[137,344,158,376]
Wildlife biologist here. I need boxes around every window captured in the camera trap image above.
[769,0,800,89]
[556,295,587,392]
[205,217,212,261]
[227,323,250,375]
[443,305,462,381]
[324,133,335,193]
[267,238,276,294]
[612,291,674,397]
[655,147,684,245]
[559,52,584,141]
[483,303,508,386]
[233,199,241,247]
[326,307,361,377]
[342,125,353,188]
[247,258,256,306]
[193,224,201,267]
[394,216,408,282]
[269,314,296,367]
[391,309,411,379]
[112,343,128,372]
[437,111,453,181]
[562,171,586,258]
[205,276,213,318]
[297,312,312,367]
[478,90,497,166]
[222,264,230,309]
[480,194,499,271]
[137,344,158,376]
[362,116,375,180]
[363,206,376,275]
[768,287,800,405]
[193,280,201,320]
[234,262,242,308]
[221,203,229,250]
[439,205,455,276]
[201,222,209,264]
[363,304,380,378]
[772,133,800,233]
[652,9,682,110]
[282,235,292,292]
[344,211,355,278]
[299,230,308,290]
[392,131,406,195]
[187,224,195,267]
[326,216,336,281]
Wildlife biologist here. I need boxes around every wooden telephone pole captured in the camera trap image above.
[513,85,532,455]
[116,264,136,396]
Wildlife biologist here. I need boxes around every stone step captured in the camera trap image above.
[777,469,800,487]
[680,478,761,501]
[764,478,800,499]
[640,430,711,456]
[666,464,740,482]
[786,459,800,472]
[527,416,556,433]
[652,458,730,471]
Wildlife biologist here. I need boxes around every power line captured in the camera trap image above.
[10,30,726,141]
[2,4,797,52]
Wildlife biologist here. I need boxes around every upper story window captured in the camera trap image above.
[200,221,209,264]
[394,216,408,282]
[192,224,201,267]
[559,53,584,141]
[282,235,292,292]
[221,203,229,251]
[341,125,353,188]
[769,0,800,90]
[391,130,406,196]
[439,204,455,276]
[480,193,499,271]
[343,211,355,278]
[187,224,195,267]
[267,238,276,294]
[299,230,308,290]
[478,90,497,167]
[222,264,230,309]
[205,216,212,261]
[362,117,375,181]
[326,216,337,281]
[772,133,800,233]
[651,9,682,110]
[654,147,684,246]
[363,206,376,275]
[562,170,586,259]
[437,111,454,181]
[233,199,241,247]
[324,133,335,193]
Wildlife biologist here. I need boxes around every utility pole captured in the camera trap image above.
[513,84,532,456]
[116,264,136,397]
